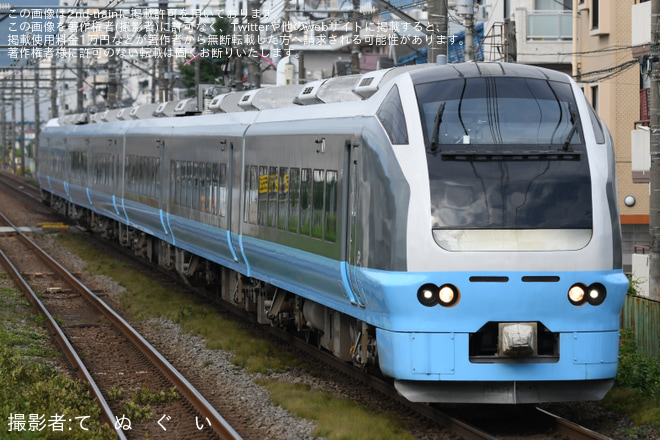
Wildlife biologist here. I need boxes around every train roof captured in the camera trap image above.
[51,62,571,128]
[53,63,434,126]
[409,62,572,85]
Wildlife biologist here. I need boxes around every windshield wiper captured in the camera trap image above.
[428,102,446,154]
[562,103,579,151]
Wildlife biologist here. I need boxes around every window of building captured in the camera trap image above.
[592,0,599,29]
[535,0,570,10]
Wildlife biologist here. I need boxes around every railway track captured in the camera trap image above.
[0,172,618,440]
[0,210,242,440]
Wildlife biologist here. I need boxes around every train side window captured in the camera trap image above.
[312,169,325,239]
[220,163,228,217]
[205,162,213,213]
[268,166,278,228]
[185,161,193,208]
[199,162,206,211]
[212,164,219,216]
[288,168,300,233]
[154,158,159,198]
[377,85,409,145]
[157,158,161,198]
[247,165,258,224]
[325,171,338,242]
[300,168,312,235]
[175,161,182,205]
[258,166,268,226]
[192,162,200,210]
[126,155,133,193]
[278,168,289,230]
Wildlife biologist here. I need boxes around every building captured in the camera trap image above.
[483,0,572,73]
[573,0,645,275]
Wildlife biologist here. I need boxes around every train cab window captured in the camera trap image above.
[288,168,301,233]
[325,171,338,242]
[300,168,312,235]
[585,102,605,144]
[312,169,325,239]
[278,168,289,230]
[416,75,592,251]
[377,85,409,145]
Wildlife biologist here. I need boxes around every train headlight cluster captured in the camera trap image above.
[568,283,606,306]
[417,284,460,307]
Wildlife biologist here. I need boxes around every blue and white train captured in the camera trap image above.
[38,62,629,404]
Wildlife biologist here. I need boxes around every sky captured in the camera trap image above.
[0,0,59,68]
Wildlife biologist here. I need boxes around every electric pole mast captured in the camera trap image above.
[649,0,660,300]
[457,0,474,62]
[427,0,447,63]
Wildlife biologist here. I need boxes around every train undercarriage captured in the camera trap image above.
[47,193,379,371]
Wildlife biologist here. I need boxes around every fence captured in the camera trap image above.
[620,295,660,359]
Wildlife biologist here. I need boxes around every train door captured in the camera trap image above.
[345,141,366,306]
[227,140,244,265]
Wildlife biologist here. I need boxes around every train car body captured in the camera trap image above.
[38,62,629,404]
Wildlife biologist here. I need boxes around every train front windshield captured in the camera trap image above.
[415,76,593,251]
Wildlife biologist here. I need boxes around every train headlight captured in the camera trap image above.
[417,284,438,307]
[568,284,587,306]
[438,284,460,307]
[586,283,606,306]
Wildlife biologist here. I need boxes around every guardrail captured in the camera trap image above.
[621,294,660,359]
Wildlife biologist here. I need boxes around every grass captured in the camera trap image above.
[0,285,116,439]
[55,231,418,438]
[598,328,660,436]
[57,232,300,374]
[255,379,417,440]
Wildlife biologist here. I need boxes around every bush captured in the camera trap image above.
[616,328,660,396]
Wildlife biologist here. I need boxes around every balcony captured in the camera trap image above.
[527,11,572,41]
[513,7,572,66]
[632,1,651,57]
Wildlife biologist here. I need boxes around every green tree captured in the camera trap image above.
[178,14,233,96]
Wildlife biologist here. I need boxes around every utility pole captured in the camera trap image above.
[10,76,16,175]
[34,70,39,172]
[649,0,660,301]
[195,5,201,93]
[247,0,261,87]
[457,0,474,62]
[351,0,360,73]
[50,57,58,119]
[20,68,25,176]
[108,15,119,108]
[77,25,84,112]
[158,0,169,101]
[1,91,5,170]
[427,0,447,63]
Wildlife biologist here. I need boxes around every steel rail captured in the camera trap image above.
[0,213,128,440]
[221,302,498,440]
[536,408,612,440]
[2,212,242,440]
